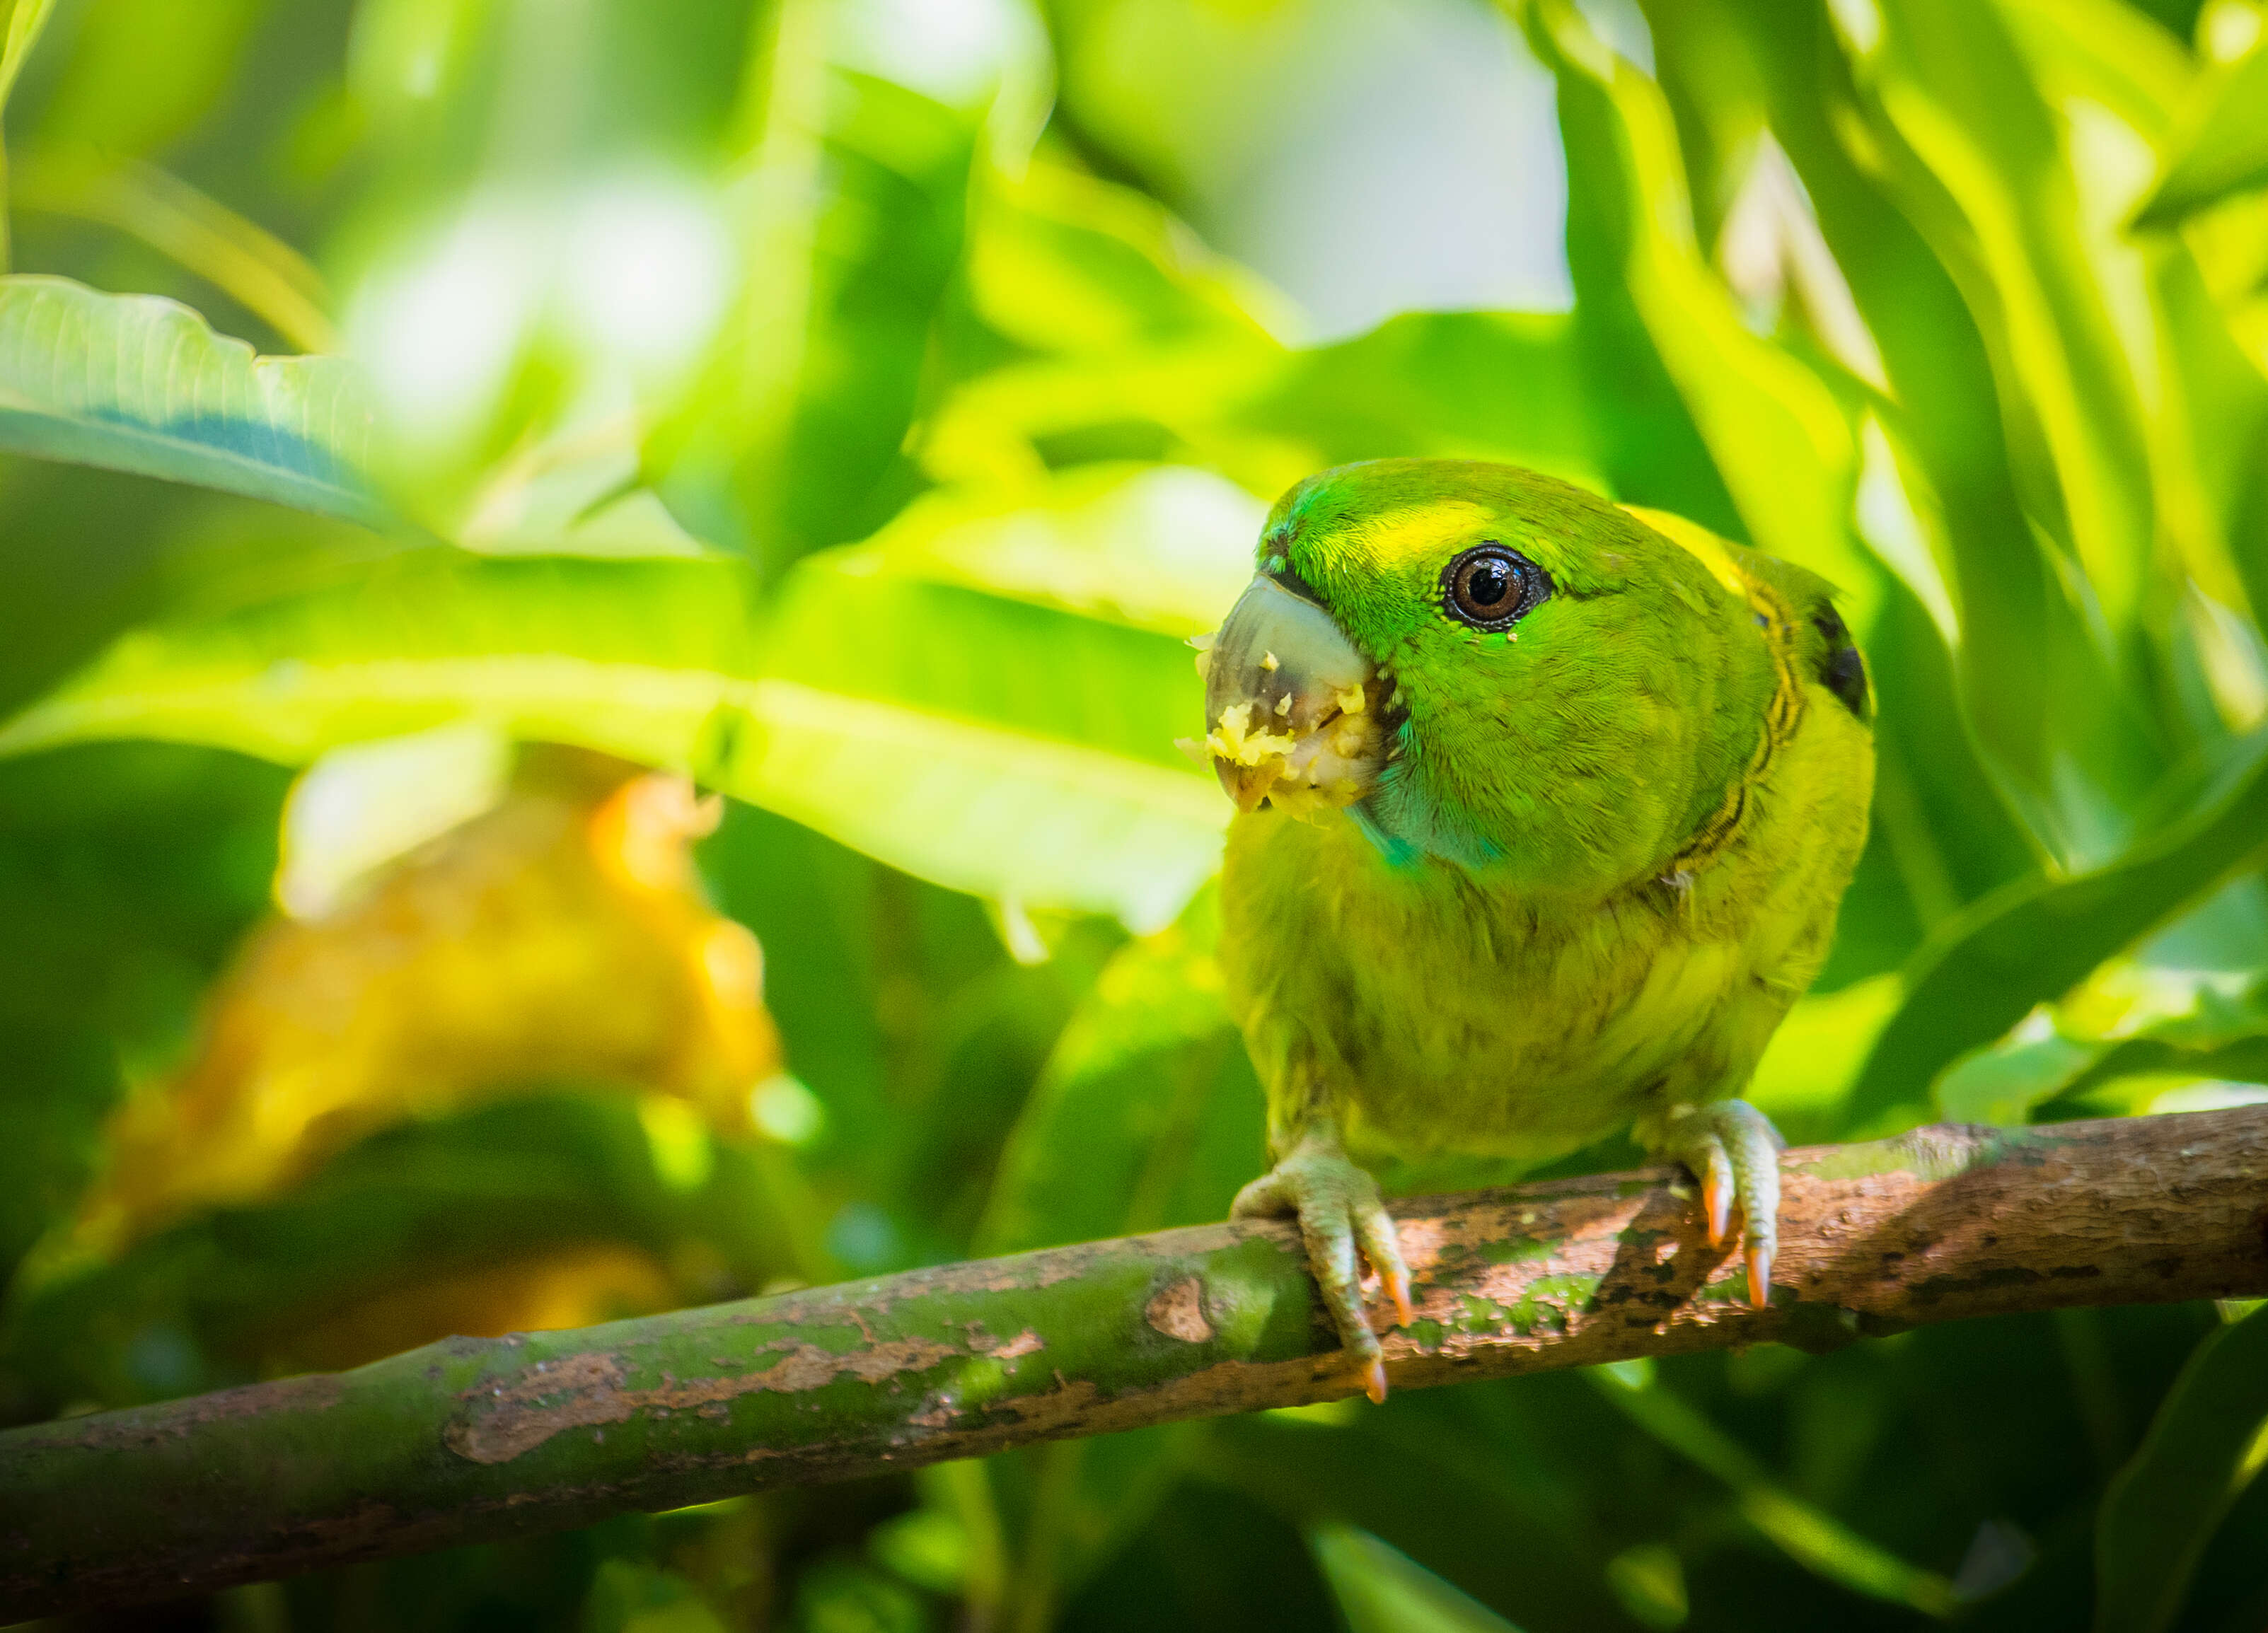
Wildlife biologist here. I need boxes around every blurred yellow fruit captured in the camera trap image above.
[73,745,780,1255]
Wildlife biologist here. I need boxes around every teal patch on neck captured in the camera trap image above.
[1352,743,1500,871]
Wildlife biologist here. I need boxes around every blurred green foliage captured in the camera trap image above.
[5,0,2268,1627]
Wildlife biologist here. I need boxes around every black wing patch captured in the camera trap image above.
[1811,605,1871,722]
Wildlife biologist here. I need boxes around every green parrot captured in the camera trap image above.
[1198,458,1873,1402]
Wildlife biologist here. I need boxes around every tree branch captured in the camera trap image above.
[6,1107,2267,1619]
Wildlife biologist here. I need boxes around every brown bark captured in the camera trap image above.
[4,1107,2265,1620]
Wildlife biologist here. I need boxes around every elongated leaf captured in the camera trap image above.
[2095,1304,2268,1633]
[0,550,763,766]
[11,157,337,353]
[0,504,1227,927]
[715,679,1221,931]
[1998,0,2192,144]
[1848,728,2268,1128]
[836,463,1261,639]
[1240,309,1605,491]
[2135,49,2268,229]
[1854,0,2159,638]
[1311,1526,1524,1633]
[1935,955,2268,1124]
[1590,1364,1958,1616]
[919,158,1292,494]
[1730,0,2156,869]
[1524,0,1879,622]
[0,276,382,523]
[976,888,1256,1254]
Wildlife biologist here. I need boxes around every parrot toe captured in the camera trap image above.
[1657,1098,1783,1310]
[1232,1135,1411,1397]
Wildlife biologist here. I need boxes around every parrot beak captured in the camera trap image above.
[1195,574,1389,820]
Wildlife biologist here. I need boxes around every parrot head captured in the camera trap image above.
[1200,458,1795,893]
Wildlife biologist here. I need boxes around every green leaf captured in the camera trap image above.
[1848,728,2268,1129]
[0,480,1231,928]
[1523,0,1880,625]
[2094,1304,2268,1633]
[918,158,1292,494]
[27,0,267,163]
[0,275,383,524]
[715,678,1221,931]
[1590,1366,1959,1617]
[1747,972,1903,1142]
[726,469,1234,927]
[1309,1526,1524,1633]
[1239,310,1605,490]
[1853,0,2160,639]
[976,887,1257,1254]
[1727,0,2159,868]
[2135,49,2268,228]
[0,549,762,767]
[1934,953,2268,1124]
[830,462,1262,640]
[1998,0,2193,144]
[11,156,338,353]
[0,0,57,112]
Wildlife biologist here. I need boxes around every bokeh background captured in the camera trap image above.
[5,0,2268,1627]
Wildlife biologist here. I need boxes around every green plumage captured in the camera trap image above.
[1205,458,1874,1388]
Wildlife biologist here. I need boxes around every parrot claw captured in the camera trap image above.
[1382,1260,1416,1330]
[1700,1167,1732,1249]
[1232,1129,1413,1400]
[1656,1099,1783,1311]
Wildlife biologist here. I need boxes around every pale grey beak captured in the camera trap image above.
[1198,576,1383,816]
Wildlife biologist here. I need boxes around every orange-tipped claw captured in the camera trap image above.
[1381,1264,1416,1329]
[1745,1240,1773,1309]
[1364,1358,1389,1405]
[1701,1171,1732,1248]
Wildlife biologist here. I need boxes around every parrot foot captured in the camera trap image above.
[1232,1132,1415,1402]
[1656,1098,1784,1308]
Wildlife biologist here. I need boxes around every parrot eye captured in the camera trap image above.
[1442,545,1550,630]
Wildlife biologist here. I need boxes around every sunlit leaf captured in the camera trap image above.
[1935,955,2268,1124]
[835,463,1262,639]
[1239,309,1605,490]
[1727,0,2158,868]
[2095,1303,2268,1633]
[1853,0,2159,639]
[1998,0,2192,144]
[1848,728,2268,1129]
[10,157,337,353]
[1523,0,1880,629]
[0,509,1229,928]
[919,157,1294,494]
[0,276,382,523]
[717,679,1220,932]
[1747,972,1902,1142]
[2135,48,2268,229]
[0,550,761,765]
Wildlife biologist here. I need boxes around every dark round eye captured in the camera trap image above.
[1442,544,1549,629]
